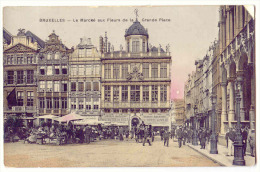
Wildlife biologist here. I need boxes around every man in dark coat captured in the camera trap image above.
[200,128,207,149]
[182,128,187,145]
[160,128,165,141]
[164,129,170,147]
[85,126,92,144]
[143,127,151,146]
[176,127,183,148]
[171,127,175,140]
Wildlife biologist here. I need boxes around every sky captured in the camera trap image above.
[3,6,219,100]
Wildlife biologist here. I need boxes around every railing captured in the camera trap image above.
[4,106,36,112]
[102,51,171,59]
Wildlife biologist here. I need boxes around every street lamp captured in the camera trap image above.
[233,78,245,166]
[210,94,218,154]
[192,105,198,145]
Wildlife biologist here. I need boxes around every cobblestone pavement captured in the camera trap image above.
[4,136,220,167]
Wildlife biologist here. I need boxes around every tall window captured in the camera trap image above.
[104,85,111,102]
[94,65,100,75]
[39,97,45,109]
[79,48,84,57]
[47,81,53,91]
[151,63,158,78]
[54,98,59,109]
[7,71,14,84]
[39,81,45,90]
[61,81,67,92]
[17,56,23,64]
[27,55,33,64]
[104,64,111,79]
[71,66,77,76]
[86,98,91,110]
[113,86,119,102]
[54,65,60,75]
[93,98,99,110]
[86,49,92,57]
[71,82,76,92]
[71,98,76,109]
[27,92,34,106]
[78,65,84,75]
[127,41,130,52]
[78,82,84,92]
[47,53,52,60]
[17,91,24,106]
[93,82,99,91]
[86,65,92,75]
[46,98,52,109]
[86,82,91,91]
[62,65,67,74]
[113,64,120,79]
[40,67,45,75]
[130,85,140,102]
[160,63,167,78]
[143,85,149,102]
[132,39,140,52]
[152,85,158,102]
[142,40,146,52]
[122,64,128,79]
[160,85,167,102]
[55,52,60,59]
[47,66,53,75]
[17,71,24,84]
[79,99,84,109]
[54,81,60,92]
[27,70,34,84]
[122,86,128,102]
[142,63,149,78]
[61,98,67,109]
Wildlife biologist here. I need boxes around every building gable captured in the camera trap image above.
[4,43,37,54]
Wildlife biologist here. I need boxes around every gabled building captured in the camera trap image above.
[37,31,73,118]
[68,37,101,116]
[3,29,44,127]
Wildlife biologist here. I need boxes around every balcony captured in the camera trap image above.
[4,106,36,113]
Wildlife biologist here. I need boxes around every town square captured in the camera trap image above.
[2,4,257,168]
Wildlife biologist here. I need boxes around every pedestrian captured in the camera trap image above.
[226,128,235,156]
[200,128,207,149]
[248,129,255,157]
[160,128,165,141]
[130,127,135,139]
[143,127,152,146]
[176,126,183,148]
[119,127,124,141]
[182,128,187,145]
[85,126,91,144]
[171,127,175,140]
[163,129,170,147]
[241,126,248,156]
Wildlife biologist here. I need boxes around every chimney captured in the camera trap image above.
[108,42,111,53]
[99,36,103,53]
[104,32,108,53]
[87,38,92,45]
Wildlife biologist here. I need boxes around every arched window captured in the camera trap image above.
[132,39,140,53]
[55,52,60,59]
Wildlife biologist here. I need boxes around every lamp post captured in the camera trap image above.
[210,94,218,154]
[233,78,245,166]
[192,105,198,145]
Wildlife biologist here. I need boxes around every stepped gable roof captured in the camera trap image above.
[25,31,45,48]
[3,28,12,45]
[125,19,148,37]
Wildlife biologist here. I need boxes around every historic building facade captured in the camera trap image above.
[3,29,44,127]
[68,37,101,116]
[100,19,172,129]
[218,5,255,134]
[37,31,73,118]
[172,99,185,125]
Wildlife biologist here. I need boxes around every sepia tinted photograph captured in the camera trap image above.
[2,4,256,168]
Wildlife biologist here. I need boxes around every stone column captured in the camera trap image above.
[228,78,235,126]
[237,73,245,121]
[221,82,227,134]
[249,65,255,129]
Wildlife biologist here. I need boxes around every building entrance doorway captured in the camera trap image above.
[131,118,139,127]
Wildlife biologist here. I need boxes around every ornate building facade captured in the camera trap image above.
[68,37,101,116]
[172,99,185,125]
[37,31,73,118]
[3,29,44,127]
[218,5,255,134]
[100,19,172,129]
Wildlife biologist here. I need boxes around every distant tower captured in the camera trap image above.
[99,36,103,53]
